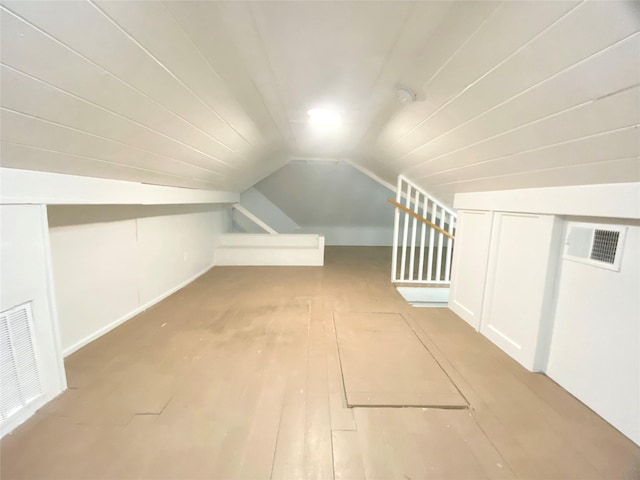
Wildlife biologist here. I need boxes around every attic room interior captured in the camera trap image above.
[0,0,639,478]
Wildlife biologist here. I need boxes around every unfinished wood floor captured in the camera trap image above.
[1,247,638,479]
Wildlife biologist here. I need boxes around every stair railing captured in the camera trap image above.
[389,175,456,284]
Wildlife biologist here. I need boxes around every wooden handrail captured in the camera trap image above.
[387,197,455,240]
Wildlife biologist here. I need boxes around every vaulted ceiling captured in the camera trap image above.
[1,1,638,204]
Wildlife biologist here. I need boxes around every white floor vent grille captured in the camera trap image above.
[0,302,42,424]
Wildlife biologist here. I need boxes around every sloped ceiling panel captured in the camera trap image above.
[0,0,287,191]
[1,1,638,203]
[357,0,640,204]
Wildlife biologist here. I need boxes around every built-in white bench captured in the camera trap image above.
[214,234,325,266]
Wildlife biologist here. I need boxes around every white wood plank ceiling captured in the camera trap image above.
[1,1,638,202]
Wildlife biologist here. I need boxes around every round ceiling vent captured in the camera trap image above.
[396,87,416,104]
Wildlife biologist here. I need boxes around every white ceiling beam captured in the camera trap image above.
[0,168,239,205]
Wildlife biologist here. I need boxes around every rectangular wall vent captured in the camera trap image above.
[0,302,42,424]
[564,223,626,272]
[590,229,620,264]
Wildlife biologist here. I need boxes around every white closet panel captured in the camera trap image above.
[449,210,493,329]
[480,212,562,370]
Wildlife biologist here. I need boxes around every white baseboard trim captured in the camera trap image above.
[62,262,215,357]
[449,300,480,331]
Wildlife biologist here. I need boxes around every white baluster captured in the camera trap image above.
[417,196,427,281]
[391,175,402,281]
[426,202,436,282]
[436,206,445,282]
[444,214,455,282]
[399,183,411,281]
[408,190,420,281]
[390,175,457,287]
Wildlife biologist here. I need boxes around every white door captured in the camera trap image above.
[480,212,561,371]
[449,210,493,330]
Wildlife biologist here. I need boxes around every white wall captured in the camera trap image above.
[48,204,229,355]
[296,225,392,246]
[0,205,66,435]
[252,161,395,246]
[547,219,640,445]
[450,182,640,445]
[0,169,234,434]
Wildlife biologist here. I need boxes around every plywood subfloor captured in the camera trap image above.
[1,247,639,479]
[334,311,466,408]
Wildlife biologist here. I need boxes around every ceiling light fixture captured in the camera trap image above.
[307,108,342,125]
[396,87,416,104]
